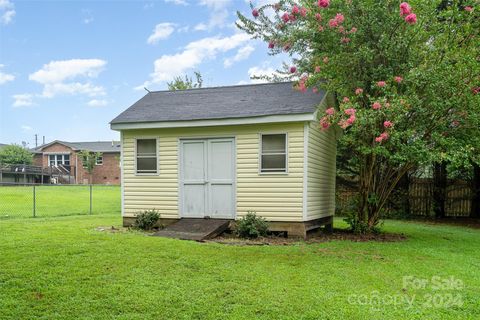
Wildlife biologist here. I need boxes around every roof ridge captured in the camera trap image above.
[148,81,294,95]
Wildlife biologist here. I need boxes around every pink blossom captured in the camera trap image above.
[300,7,307,17]
[346,115,356,125]
[451,120,460,127]
[385,102,391,108]
[375,132,389,143]
[290,66,297,73]
[399,2,412,16]
[282,12,290,23]
[252,8,259,18]
[342,97,350,103]
[341,37,351,43]
[372,102,382,110]
[383,121,393,128]
[335,13,345,24]
[326,107,335,115]
[268,41,275,49]
[377,81,386,87]
[283,43,291,51]
[355,88,363,95]
[318,25,324,32]
[338,26,345,33]
[318,0,330,8]
[394,76,403,83]
[312,87,319,94]
[464,6,473,12]
[472,86,480,95]
[350,27,357,33]
[338,119,348,129]
[315,13,322,21]
[289,14,296,22]
[405,13,417,25]
[328,19,339,28]
[314,66,321,73]
[320,117,330,130]
[292,5,300,15]
[297,82,307,93]
[344,108,356,115]
[323,56,329,63]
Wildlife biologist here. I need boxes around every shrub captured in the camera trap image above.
[134,209,160,230]
[235,211,268,239]
[344,211,381,235]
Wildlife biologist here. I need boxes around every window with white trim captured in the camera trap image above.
[95,155,103,165]
[260,134,287,173]
[48,154,70,166]
[136,139,157,174]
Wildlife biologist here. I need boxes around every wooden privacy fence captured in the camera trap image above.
[337,179,473,217]
[409,179,472,217]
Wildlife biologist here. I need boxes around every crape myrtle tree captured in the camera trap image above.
[237,0,480,232]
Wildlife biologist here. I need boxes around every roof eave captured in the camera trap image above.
[110,113,316,131]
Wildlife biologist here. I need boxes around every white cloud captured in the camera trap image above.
[21,125,33,131]
[29,59,107,98]
[195,0,231,31]
[147,23,176,45]
[0,0,15,25]
[12,94,34,107]
[223,45,255,68]
[87,99,108,107]
[142,33,251,87]
[0,64,14,84]
[247,65,285,83]
[164,0,188,5]
[81,9,94,24]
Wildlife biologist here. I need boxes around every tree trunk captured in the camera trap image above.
[356,156,412,232]
[471,163,480,219]
[433,162,447,219]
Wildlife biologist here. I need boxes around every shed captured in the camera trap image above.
[110,82,337,237]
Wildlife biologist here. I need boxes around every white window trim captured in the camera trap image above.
[258,132,289,175]
[48,154,70,167]
[134,137,160,176]
[95,155,103,166]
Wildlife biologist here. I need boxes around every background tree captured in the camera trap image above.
[167,72,203,91]
[78,150,102,184]
[238,0,480,232]
[0,145,33,165]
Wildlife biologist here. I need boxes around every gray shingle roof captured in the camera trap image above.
[111,82,326,124]
[32,141,120,153]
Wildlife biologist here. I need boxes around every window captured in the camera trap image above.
[136,139,157,174]
[95,155,103,165]
[49,154,70,166]
[260,134,287,173]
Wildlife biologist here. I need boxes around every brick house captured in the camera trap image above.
[32,141,121,185]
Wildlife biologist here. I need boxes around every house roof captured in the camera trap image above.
[32,141,121,153]
[110,82,326,125]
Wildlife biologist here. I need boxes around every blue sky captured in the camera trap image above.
[0,0,287,147]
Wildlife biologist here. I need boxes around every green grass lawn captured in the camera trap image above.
[0,185,120,219]
[0,215,479,319]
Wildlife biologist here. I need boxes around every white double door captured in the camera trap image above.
[180,138,235,219]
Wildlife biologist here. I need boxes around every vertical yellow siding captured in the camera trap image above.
[306,103,337,220]
[122,122,305,222]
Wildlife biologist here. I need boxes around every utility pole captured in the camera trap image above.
[42,136,45,145]
[35,134,38,147]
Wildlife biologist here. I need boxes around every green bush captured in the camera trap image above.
[235,211,268,239]
[134,209,161,230]
[343,211,382,234]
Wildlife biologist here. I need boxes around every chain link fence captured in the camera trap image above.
[0,183,120,219]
